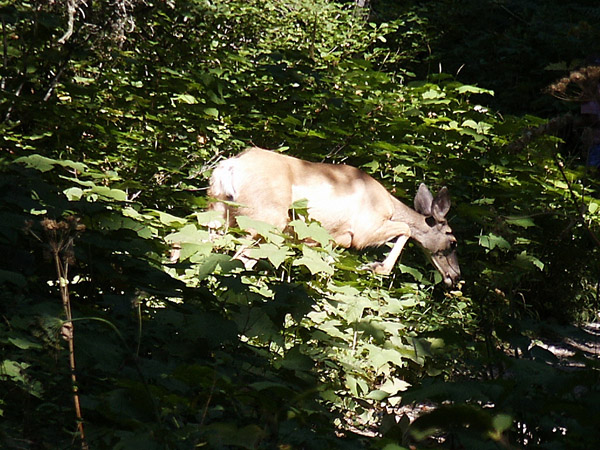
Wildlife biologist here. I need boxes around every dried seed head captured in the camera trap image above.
[547,65,600,102]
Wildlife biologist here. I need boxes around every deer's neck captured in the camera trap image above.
[392,198,431,245]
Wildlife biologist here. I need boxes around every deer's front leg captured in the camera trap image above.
[364,235,410,274]
[362,221,411,275]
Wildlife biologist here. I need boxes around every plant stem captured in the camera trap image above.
[53,250,89,450]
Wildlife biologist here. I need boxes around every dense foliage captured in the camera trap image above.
[1,0,599,448]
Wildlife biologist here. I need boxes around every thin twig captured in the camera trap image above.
[200,371,217,427]
[4,81,23,122]
[1,17,7,91]
[43,63,67,101]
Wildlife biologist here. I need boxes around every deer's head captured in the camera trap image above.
[414,184,461,286]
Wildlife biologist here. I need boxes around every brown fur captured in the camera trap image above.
[208,147,460,285]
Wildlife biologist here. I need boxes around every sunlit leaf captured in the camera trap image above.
[289,219,332,246]
[248,242,292,268]
[293,245,334,275]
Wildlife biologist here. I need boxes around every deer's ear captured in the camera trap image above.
[414,183,434,216]
[431,187,451,221]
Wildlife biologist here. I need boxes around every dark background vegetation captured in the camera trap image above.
[1,0,599,448]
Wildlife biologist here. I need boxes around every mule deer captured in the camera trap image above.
[208,147,460,286]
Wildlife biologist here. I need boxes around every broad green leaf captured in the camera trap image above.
[344,298,371,323]
[236,216,284,244]
[422,88,444,100]
[289,219,332,246]
[366,346,405,369]
[15,154,57,172]
[248,242,292,268]
[0,360,28,381]
[197,253,241,279]
[479,233,510,252]
[96,214,154,238]
[492,414,513,433]
[399,264,423,281]
[194,210,225,226]
[345,375,368,396]
[23,132,52,140]
[89,185,128,201]
[280,346,314,371]
[8,337,42,350]
[515,251,544,271]
[183,242,213,262]
[165,224,210,244]
[505,216,536,228]
[175,93,198,104]
[204,107,219,117]
[63,186,83,201]
[457,85,494,95]
[153,210,187,226]
[379,377,410,396]
[366,389,389,400]
[293,245,334,275]
[73,76,95,85]
[0,269,27,287]
[461,119,479,129]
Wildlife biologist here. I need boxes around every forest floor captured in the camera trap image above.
[538,320,600,368]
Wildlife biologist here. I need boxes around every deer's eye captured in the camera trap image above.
[425,216,439,227]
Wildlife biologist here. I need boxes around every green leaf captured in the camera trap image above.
[64,186,84,201]
[152,210,187,226]
[194,210,225,226]
[16,154,88,173]
[379,377,410,396]
[0,269,27,287]
[399,264,423,281]
[197,253,241,279]
[289,219,332,246]
[479,233,511,252]
[248,242,292,268]
[89,185,128,201]
[8,337,42,350]
[15,154,57,172]
[515,251,544,271]
[204,107,219,117]
[366,345,405,368]
[236,216,285,245]
[165,224,210,244]
[505,216,535,228]
[492,413,513,434]
[457,85,494,96]
[293,245,334,275]
[175,93,198,104]
[0,360,28,381]
[182,242,213,262]
[366,389,389,400]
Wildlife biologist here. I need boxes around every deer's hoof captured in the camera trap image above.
[361,262,391,275]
